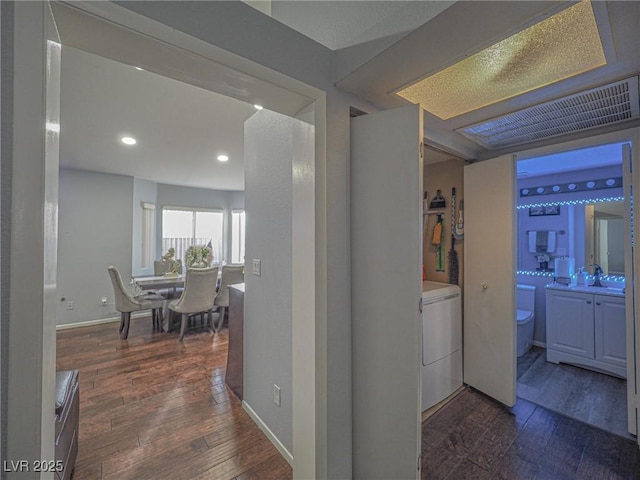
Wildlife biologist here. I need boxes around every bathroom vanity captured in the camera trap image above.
[546,283,626,378]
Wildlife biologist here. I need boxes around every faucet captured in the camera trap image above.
[591,264,603,287]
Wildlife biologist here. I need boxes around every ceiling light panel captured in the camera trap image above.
[396,1,606,120]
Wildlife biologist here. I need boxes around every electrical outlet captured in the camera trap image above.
[101,297,108,305]
[273,384,281,407]
[252,259,261,276]
[66,301,74,310]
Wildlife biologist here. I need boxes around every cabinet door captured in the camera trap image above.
[594,295,627,369]
[546,290,594,358]
[351,105,423,480]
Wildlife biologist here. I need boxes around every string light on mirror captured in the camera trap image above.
[517,196,624,209]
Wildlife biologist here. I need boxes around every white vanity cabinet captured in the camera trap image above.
[594,294,626,371]
[546,289,594,359]
[546,284,626,378]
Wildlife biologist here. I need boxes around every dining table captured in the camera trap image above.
[134,270,222,332]
[135,274,185,292]
[134,274,185,331]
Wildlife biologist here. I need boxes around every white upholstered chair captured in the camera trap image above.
[169,266,219,341]
[107,266,165,339]
[213,264,245,332]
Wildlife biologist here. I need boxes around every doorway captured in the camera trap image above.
[16,1,325,474]
[514,141,634,438]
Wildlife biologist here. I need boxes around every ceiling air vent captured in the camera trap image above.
[456,77,640,150]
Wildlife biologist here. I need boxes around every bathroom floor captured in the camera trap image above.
[517,346,630,439]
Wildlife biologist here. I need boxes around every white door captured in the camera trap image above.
[463,155,517,406]
[351,105,423,479]
[622,141,638,438]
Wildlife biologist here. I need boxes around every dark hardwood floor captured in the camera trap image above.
[56,316,292,480]
[421,387,640,480]
[517,346,629,438]
[61,319,638,479]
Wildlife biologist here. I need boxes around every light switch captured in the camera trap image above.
[252,259,261,276]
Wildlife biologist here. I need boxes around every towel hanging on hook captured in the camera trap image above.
[432,214,443,246]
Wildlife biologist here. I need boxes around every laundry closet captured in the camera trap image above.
[421,149,466,414]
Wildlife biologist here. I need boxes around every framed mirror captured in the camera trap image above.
[585,201,624,275]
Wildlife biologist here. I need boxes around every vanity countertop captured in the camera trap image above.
[546,282,625,298]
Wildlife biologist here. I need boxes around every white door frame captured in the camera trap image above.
[37,1,327,476]
[515,127,640,441]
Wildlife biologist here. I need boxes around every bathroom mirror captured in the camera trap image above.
[517,200,626,276]
[585,201,624,275]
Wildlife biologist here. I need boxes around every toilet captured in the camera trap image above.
[516,284,536,357]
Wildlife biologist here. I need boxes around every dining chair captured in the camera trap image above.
[213,264,245,333]
[169,266,219,341]
[107,265,165,339]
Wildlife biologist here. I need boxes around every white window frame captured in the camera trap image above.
[231,209,246,264]
[141,202,156,269]
[161,206,225,264]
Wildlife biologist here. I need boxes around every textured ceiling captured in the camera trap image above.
[397,1,606,120]
[58,0,640,183]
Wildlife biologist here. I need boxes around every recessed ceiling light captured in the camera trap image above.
[217,154,229,162]
[135,67,144,71]
[121,136,137,145]
[253,104,264,110]
[396,1,606,119]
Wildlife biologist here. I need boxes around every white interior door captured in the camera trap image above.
[463,155,517,407]
[351,105,423,479]
[622,141,638,438]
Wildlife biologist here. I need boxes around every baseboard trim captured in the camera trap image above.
[242,400,293,466]
[56,312,148,330]
[533,340,546,348]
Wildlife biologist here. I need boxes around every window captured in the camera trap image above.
[141,202,156,268]
[231,210,245,264]
[162,207,224,264]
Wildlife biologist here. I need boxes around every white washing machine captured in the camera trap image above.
[422,281,463,412]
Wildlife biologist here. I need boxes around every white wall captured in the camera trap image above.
[57,169,134,325]
[1,1,13,461]
[244,109,295,454]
